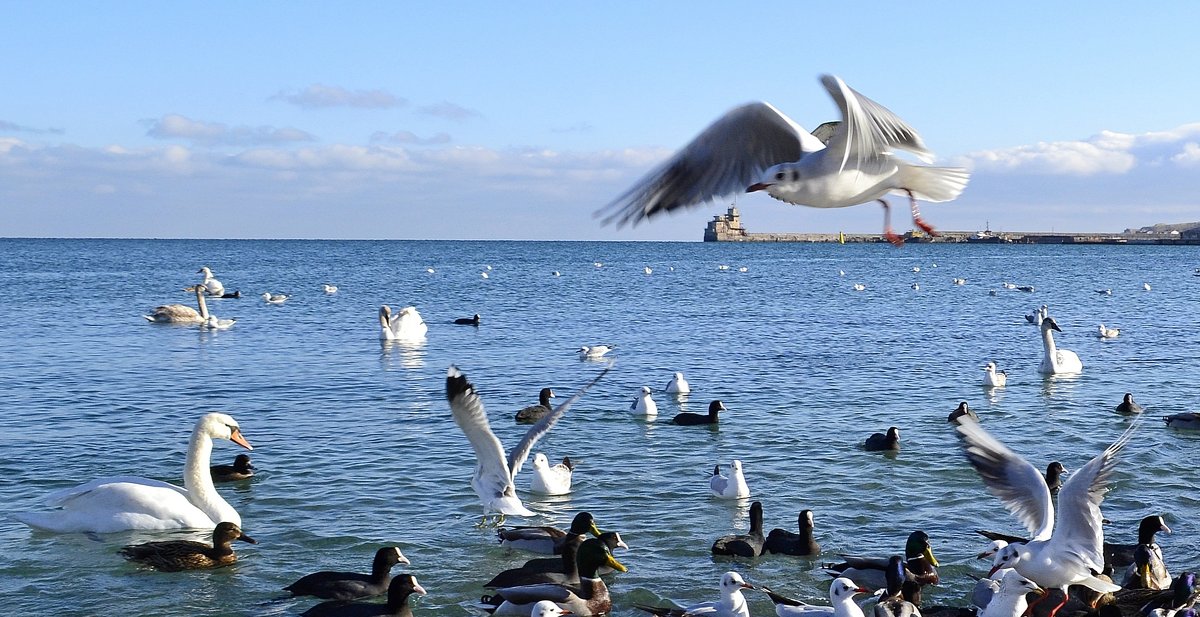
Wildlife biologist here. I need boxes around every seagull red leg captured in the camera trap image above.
[907,190,941,237]
[879,198,904,246]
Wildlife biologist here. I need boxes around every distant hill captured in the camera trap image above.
[1124,221,1200,235]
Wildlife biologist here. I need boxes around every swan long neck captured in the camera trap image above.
[195,287,210,320]
[1041,327,1058,363]
[183,425,233,522]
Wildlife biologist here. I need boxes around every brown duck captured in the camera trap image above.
[120,521,256,571]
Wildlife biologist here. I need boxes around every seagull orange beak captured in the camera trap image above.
[746,182,770,192]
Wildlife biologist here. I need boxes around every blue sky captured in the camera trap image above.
[3,2,1200,240]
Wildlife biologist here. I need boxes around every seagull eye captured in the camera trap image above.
[775,172,785,180]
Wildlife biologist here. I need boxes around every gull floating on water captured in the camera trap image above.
[445,365,609,524]
[529,453,573,496]
[597,74,969,247]
[629,386,658,417]
[710,460,750,499]
[983,362,1008,387]
[1098,324,1120,339]
[197,266,225,296]
[323,284,338,294]
[578,345,613,359]
[634,571,755,617]
[955,416,1141,617]
[761,577,869,617]
[666,372,690,394]
[261,292,288,304]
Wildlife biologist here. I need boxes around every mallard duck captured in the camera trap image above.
[515,388,556,424]
[1043,462,1066,496]
[672,400,726,426]
[873,557,922,617]
[120,521,256,571]
[486,533,583,589]
[712,501,765,557]
[1111,571,1197,617]
[864,427,901,452]
[761,576,868,617]
[482,537,626,616]
[497,511,602,554]
[509,531,629,577]
[825,531,939,591]
[635,571,754,617]
[284,546,410,600]
[1118,516,1172,590]
[301,573,427,617]
[210,453,254,482]
[764,509,820,556]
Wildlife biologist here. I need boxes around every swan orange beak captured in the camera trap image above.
[230,428,253,451]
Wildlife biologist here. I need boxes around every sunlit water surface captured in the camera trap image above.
[1,239,1198,616]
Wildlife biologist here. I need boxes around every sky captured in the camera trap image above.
[3,2,1200,241]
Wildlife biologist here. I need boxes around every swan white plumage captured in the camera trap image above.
[1038,317,1083,375]
[629,386,657,417]
[15,412,252,533]
[666,372,691,394]
[144,284,209,324]
[983,362,1008,387]
[197,267,225,297]
[710,460,750,499]
[1098,324,1120,339]
[379,305,427,341]
[446,365,609,522]
[529,453,573,495]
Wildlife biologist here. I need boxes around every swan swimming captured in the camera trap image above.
[145,284,209,324]
[15,412,252,532]
[379,305,427,341]
[197,267,225,297]
[1038,317,1083,375]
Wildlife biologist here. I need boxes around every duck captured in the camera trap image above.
[120,521,256,571]
[948,402,979,424]
[1164,413,1200,430]
[515,388,556,424]
[629,386,658,417]
[221,290,242,298]
[284,546,410,600]
[145,284,209,323]
[578,345,613,359]
[486,533,584,589]
[1117,393,1144,414]
[712,501,766,557]
[481,537,627,616]
[825,530,940,591]
[672,400,726,426]
[760,576,868,617]
[1096,289,1113,296]
[261,291,289,304]
[864,427,901,452]
[197,266,225,296]
[710,460,750,499]
[1043,462,1067,496]
[666,372,690,394]
[380,305,428,341]
[323,284,338,294]
[1016,285,1036,292]
[764,509,820,556]
[1099,324,1120,339]
[873,557,924,617]
[455,313,481,326]
[983,362,1008,387]
[15,412,252,532]
[530,453,573,495]
[980,572,1043,617]
[1117,515,1173,590]
[1111,571,1197,617]
[1025,305,1048,325]
[447,367,609,524]
[1038,317,1083,374]
[210,453,254,482]
[497,511,603,555]
[634,571,755,617]
[301,574,427,617]
[507,531,629,579]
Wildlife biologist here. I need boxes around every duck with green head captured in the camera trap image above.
[482,537,627,616]
[825,530,939,591]
[497,511,603,555]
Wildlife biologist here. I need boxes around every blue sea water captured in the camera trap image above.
[1,238,1199,616]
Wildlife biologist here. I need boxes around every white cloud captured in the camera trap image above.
[416,101,481,121]
[370,130,452,146]
[959,122,1200,175]
[145,114,315,147]
[272,84,408,109]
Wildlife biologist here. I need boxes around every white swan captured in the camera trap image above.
[629,386,657,417]
[1098,324,1120,339]
[145,285,209,324]
[379,305,427,341]
[983,362,1008,387]
[529,453,573,495]
[197,267,225,296]
[1038,317,1083,375]
[15,412,251,532]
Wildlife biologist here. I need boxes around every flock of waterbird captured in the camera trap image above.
[16,72,1200,617]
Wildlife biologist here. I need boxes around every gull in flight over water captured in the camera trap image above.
[598,74,970,246]
[955,416,1142,617]
[446,364,610,526]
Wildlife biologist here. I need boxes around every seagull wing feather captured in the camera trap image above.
[507,363,612,479]
[446,367,514,501]
[597,102,821,227]
[956,419,1055,540]
[820,74,934,176]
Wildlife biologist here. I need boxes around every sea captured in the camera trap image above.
[1,238,1198,617]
